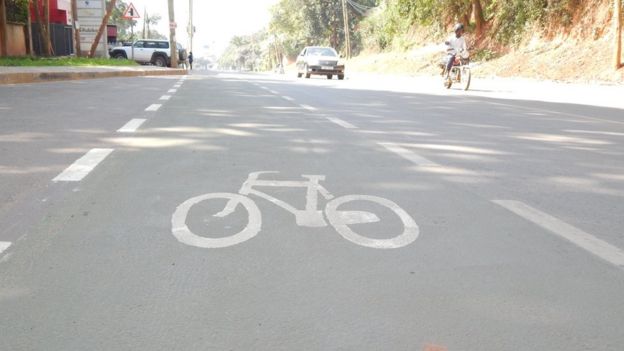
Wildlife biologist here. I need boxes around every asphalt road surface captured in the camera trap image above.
[1,72,623,351]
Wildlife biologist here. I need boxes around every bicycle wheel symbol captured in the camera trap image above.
[171,193,261,249]
[325,195,420,249]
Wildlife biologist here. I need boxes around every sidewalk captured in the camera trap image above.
[0,65,186,85]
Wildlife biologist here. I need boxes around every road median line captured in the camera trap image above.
[53,148,114,182]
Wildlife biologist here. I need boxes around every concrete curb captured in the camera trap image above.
[0,68,187,85]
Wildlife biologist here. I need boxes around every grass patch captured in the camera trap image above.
[0,56,138,67]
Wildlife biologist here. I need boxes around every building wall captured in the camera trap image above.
[30,0,69,25]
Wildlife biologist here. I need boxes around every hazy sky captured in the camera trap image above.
[127,0,279,58]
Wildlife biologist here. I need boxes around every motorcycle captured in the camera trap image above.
[439,51,471,91]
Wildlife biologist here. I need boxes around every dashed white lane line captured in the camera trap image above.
[160,95,171,101]
[145,104,162,111]
[168,89,177,93]
[326,117,357,129]
[300,104,317,111]
[378,142,438,166]
[117,118,147,133]
[0,242,11,255]
[493,200,624,268]
[53,148,114,182]
[268,89,279,95]
[281,95,294,102]
[173,84,182,88]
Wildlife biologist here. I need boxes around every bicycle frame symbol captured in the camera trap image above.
[172,171,419,249]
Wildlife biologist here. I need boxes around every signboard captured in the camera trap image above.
[76,0,107,56]
[122,3,140,19]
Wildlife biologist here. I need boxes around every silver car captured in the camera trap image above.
[296,46,345,80]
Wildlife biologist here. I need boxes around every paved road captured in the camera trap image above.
[1,72,623,351]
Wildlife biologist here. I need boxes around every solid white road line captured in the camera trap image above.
[53,149,114,182]
[160,95,171,101]
[117,118,147,133]
[168,89,177,93]
[326,117,357,129]
[300,104,316,111]
[493,200,624,268]
[281,96,294,101]
[0,242,11,255]
[378,142,438,167]
[145,104,162,111]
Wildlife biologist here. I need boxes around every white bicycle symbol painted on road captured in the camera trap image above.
[171,171,419,249]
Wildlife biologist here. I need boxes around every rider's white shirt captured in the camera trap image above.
[446,35,468,57]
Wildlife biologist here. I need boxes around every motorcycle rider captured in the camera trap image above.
[444,23,469,77]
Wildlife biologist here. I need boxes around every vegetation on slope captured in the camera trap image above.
[219,0,622,81]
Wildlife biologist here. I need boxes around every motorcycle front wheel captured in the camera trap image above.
[461,67,471,91]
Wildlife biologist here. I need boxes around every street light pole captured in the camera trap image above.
[188,0,193,53]
[168,0,178,67]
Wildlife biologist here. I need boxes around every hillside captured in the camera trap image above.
[348,0,623,83]
[220,0,623,84]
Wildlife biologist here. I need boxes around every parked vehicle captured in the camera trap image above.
[109,39,187,68]
[296,46,345,80]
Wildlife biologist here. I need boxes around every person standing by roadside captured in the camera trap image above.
[188,52,194,70]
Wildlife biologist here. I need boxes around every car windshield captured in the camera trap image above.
[307,48,337,57]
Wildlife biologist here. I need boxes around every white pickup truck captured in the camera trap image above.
[109,39,188,67]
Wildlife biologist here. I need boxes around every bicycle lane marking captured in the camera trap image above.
[170,172,420,250]
[325,117,357,129]
[117,119,147,133]
[0,241,11,255]
[378,142,439,167]
[493,200,624,268]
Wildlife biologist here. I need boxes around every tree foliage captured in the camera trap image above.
[220,0,615,69]
[5,0,29,23]
[361,0,587,49]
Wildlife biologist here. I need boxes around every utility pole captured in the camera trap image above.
[142,8,146,38]
[71,0,81,57]
[188,0,193,53]
[615,0,622,69]
[0,0,7,57]
[341,0,351,59]
[26,0,34,55]
[168,0,178,67]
